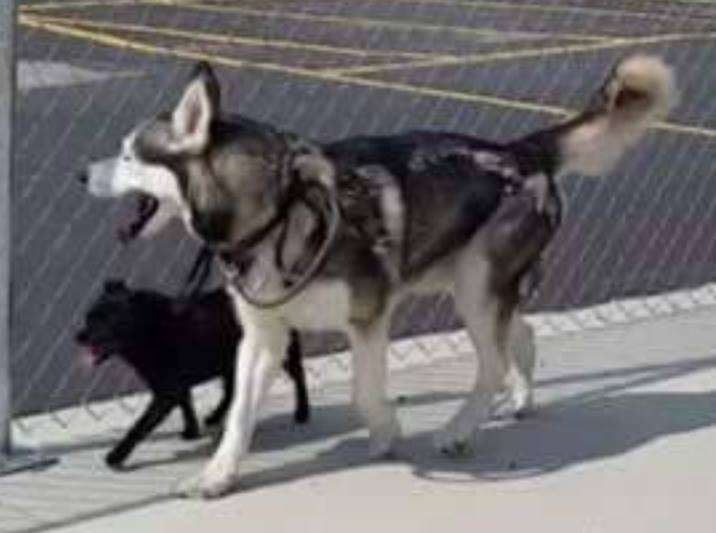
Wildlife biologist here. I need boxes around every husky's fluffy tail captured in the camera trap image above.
[525,55,678,178]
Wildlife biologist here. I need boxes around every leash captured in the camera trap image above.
[223,179,341,309]
[179,245,215,299]
[178,185,306,300]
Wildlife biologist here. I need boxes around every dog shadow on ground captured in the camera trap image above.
[410,389,716,482]
[39,355,716,488]
[232,388,716,492]
[232,355,716,493]
[40,427,201,457]
[122,403,368,471]
[13,355,715,533]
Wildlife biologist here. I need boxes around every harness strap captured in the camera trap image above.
[220,179,341,309]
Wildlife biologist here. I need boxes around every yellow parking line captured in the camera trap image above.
[22,0,615,43]
[159,0,700,24]
[19,14,243,64]
[26,14,445,59]
[657,121,716,138]
[149,0,703,23]
[18,14,716,140]
[327,31,716,75]
[17,0,703,13]
[20,0,708,26]
[657,0,716,4]
[376,0,700,22]
[21,0,141,11]
[157,1,612,42]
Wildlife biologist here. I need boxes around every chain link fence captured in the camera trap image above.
[7,0,716,439]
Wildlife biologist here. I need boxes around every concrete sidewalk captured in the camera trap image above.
[2,303,716,533]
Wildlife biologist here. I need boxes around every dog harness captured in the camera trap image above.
[218,176,342,309]
[193,140,563,309]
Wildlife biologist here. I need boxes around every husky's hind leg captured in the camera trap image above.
[494,313,536,419]
[435,251,509,455]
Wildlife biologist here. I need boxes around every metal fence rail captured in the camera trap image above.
[5,0,716,444]
[1,0,15,459]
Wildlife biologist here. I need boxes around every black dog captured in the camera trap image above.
[75,280,310,469]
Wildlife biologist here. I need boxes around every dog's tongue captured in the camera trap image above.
[79,346,99,368]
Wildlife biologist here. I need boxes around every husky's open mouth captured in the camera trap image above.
[77,343,113,368]
[117,193,159,243]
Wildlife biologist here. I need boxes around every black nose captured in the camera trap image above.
[77,170,88,185]
[75,330,87,343]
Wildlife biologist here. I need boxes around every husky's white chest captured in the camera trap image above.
[282,280,353,330]
[227,279,352,331]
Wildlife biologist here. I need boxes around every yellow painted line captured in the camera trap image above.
[14,13,574,117]
[19,0,711,27]
[157,0,705,26]
[379,0,703,22]
[663,0,716,4]
[18,14,716,140]
[657,121,716,138]
[21,0,141,11]
[19,13,245,65]
[158,0,613,42]
[26,14,445,60]
[21,0,710,12]
[21,0,615,42]
[326,31,716,75]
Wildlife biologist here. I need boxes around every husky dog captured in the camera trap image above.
[80,55,676,497]
[76,280,309,468]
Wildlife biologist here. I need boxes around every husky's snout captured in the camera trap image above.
[83,157,122,198]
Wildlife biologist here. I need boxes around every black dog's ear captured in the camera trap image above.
[103,279,128,294]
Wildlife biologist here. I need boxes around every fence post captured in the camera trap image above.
[0,0,15,460]
[0,0,56,476]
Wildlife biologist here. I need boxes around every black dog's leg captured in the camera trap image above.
[106,397,175,469]
[282,330,310,424]
[178,392,201,440]
[204,370,234,427]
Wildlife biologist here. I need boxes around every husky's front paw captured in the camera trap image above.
[368,417,402,459]
[176,457,240,499]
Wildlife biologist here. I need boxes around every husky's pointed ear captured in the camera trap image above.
[292,151,336,188]
[171,62,220,154]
